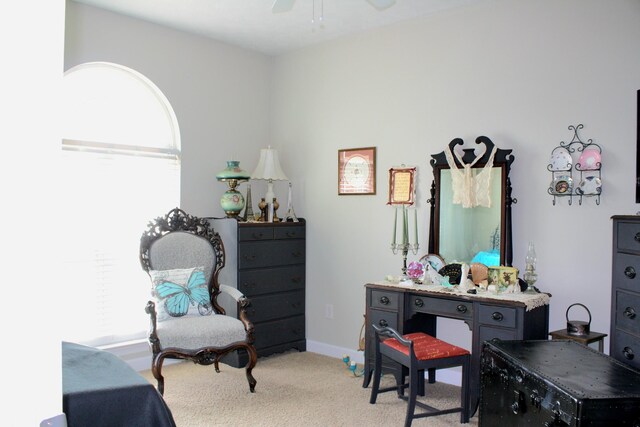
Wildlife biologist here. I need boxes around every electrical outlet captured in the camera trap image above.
[325,304,334,319]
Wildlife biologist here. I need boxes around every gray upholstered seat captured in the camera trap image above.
[140,208,257,395]
[156,315,248,349]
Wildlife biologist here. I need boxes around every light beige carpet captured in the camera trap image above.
[140,351,479,426]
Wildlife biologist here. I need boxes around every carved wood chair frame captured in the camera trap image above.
[140,207,257,395]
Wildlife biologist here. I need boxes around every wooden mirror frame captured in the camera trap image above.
[427,136,516,266]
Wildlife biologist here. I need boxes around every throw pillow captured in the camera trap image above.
[149,267,212,321]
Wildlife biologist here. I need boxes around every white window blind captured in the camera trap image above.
[61,62,180,347]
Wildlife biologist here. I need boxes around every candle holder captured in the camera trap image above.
[390,205,420,280]
[391,241,420,280]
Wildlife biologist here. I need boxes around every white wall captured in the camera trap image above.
[65,1,273,218]
[272,0,640,352]
[3,1,66,425]
[64,0,640,360]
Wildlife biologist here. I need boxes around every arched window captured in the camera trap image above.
[61,62,180,347]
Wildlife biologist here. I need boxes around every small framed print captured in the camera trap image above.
[338,147,376,195]
[388,166,416,205]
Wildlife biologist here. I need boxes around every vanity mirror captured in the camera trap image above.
[427,136,515,267]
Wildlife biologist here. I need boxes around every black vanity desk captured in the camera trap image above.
[362,281,550,416]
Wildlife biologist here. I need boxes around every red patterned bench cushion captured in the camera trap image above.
[383,332,469,360]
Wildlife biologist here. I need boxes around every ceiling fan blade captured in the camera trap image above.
[366,0,396,11]
[272,0,296,13]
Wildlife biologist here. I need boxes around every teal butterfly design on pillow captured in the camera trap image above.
[153,267,212,318]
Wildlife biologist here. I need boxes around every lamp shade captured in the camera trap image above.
[251,147,288,181]
[216,160,250,181]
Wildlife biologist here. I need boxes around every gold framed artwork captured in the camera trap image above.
[387,166,416,205]
[338,147,376,195]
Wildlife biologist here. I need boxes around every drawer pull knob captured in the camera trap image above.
[292,251,303,258]
[635,232,640,243]
[378,319,388,327]
[252,232,264,239]
[456,304,467,313]
[243,254,257,261]
[415,299,425,308]
[492,312,504,321]
[625,266,636,279]
[286,231,297,238]
[291,277,302,283]
[623,346,635,360]
[379,296,390,305]
[624,307,637,319]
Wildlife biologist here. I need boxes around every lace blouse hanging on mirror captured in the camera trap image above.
[444,145,498,208]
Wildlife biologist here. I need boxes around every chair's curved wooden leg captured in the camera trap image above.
[245,345,258,392]
[152,353,166,396]
[214,359,220,373]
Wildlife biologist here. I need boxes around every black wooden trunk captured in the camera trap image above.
[480,340,640,426]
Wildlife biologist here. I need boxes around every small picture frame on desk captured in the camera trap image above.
[338,147,376,195]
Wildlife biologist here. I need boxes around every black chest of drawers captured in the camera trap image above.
[480,339,640,426]
[211,218,306,367]
[611,215,640,370]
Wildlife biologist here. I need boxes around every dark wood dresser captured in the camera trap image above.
[611,215,640,370]
[210,217,306,367]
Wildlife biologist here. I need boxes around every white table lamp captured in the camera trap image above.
[251,146,288,222]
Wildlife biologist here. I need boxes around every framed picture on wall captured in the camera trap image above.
[338,147,376,195]
[387,166,416,205]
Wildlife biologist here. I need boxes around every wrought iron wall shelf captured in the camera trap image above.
[547,124,602,206]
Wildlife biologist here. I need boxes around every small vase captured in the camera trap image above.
[258,198,267,222]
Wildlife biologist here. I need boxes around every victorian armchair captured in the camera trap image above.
[139,207,257,395]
